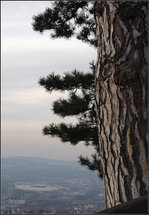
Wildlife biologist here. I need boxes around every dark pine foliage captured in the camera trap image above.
[32,1,97,47]
[79,154,103,179]
[43,122,98,146]
[39,63,103,179]
[32,1,103,178]
[39,70,95,92]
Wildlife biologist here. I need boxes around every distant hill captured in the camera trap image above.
[1,156,103,182]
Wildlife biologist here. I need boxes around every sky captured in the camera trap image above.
[1,1,97,161]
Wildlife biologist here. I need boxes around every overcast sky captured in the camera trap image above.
[1,1,97,161]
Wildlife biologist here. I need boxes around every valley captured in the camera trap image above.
[1,157,105,214]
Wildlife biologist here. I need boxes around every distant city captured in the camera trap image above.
[1,157,105,214]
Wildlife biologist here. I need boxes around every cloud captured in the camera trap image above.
[1,1,96,160]
[2,88,67,105]
[2,120,44,134]
[2,36,96,53]
[1,1,52,22]
[2,138,96,161]
[1,88,74,124]
[2,120,95,161]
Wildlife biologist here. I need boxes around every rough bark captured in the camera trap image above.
[95,1,148,208]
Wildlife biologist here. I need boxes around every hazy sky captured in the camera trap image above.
[1,1,97,161]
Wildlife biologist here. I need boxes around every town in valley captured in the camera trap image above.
[1,157,105,214]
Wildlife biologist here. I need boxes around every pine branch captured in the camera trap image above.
[33,1,104,178]
[53,94,91,117]
[42,123,98,146]
[39,70,94,93]
[78,154,103,179]
[32,1,96,47]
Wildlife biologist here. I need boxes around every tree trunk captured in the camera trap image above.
[95,1,148,208]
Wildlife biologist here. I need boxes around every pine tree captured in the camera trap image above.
[32,0,148,208]
[33,1,103,178]
[95,1,148,207]
[39,62,103,179]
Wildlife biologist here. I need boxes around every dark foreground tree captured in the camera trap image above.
[95,1,148,207]
[32,0,148,208]
[33,1,103,177]
[39,63,103,179]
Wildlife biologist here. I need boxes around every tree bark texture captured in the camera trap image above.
[95,1,148,208]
